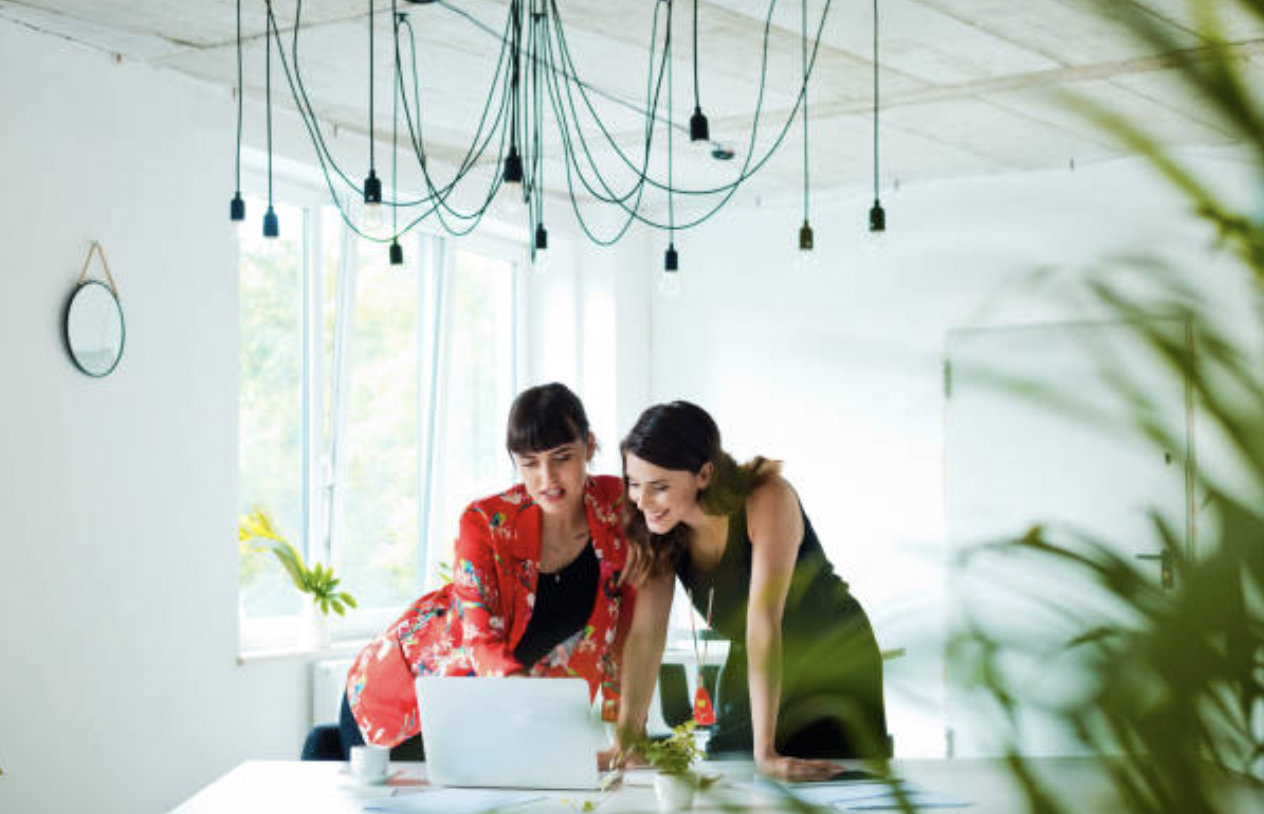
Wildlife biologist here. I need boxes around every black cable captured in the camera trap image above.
[549,0,832,239]
[260,0,835,245]
[273,1,508,237]
[235,0,243,195]
[392,0,399,236]
[873,0,880,203]
[266,0,273,208]
[692,0,701,109]
[667,0,675,241]
[802,0,809,223]
[368,0,376,173]
[540,0,668,246]
[532,0,544,228]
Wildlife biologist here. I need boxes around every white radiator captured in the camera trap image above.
[312,659,353,725]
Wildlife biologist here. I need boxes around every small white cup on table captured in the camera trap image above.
[348,744,390,784]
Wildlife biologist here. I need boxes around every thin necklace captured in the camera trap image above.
[545,525,588,584]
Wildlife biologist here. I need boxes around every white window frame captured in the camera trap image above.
[239,164,526,654]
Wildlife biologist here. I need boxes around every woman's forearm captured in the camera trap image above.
[616,625,669,746]
[746,616,784,761]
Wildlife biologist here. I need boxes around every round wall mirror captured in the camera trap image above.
[64,280,125,377]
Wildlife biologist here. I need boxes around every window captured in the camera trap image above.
[239,196,520,644]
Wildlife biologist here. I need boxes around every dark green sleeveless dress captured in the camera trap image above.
[676,504,888,758]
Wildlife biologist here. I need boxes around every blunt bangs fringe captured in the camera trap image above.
[506,383,591,455]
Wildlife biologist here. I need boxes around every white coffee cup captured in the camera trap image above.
[349,744,390,783]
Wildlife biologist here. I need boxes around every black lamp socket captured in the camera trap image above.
[363,171,383,205]
[689,107,710,143]
[869,201,886,233]
[503,148,524,184]
[230,193,246,222]
[389,241,404,266]
[263,206,280,238]
[664,245,679,272]
[798,221,814,251]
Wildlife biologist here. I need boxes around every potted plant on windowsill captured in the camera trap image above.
[644,721,703,812]
[239,508,357,650]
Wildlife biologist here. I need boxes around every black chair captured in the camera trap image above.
[301,693,424,761]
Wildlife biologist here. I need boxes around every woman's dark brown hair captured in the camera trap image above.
[506,382,591,455]
[620,401,777,586]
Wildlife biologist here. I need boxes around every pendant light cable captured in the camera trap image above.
[266,1,273,210]
[263,1,279,237]
[869,0,886,233]
[235,0,243,197]
[802,0,809,224]
[692,0,700,110]
[872,0,879,205]
[369,0,376,172]
[392,3,399,237]
[667,0,675,240]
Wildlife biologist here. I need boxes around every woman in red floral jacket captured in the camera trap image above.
[344,383,636,750]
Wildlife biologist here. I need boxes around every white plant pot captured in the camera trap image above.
[297,599,330,650]
[653,773,696,812]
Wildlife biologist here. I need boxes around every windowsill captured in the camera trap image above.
[237,637,370,666]
[237,607,399,665]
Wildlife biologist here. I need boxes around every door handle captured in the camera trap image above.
[1135,550,1174,589]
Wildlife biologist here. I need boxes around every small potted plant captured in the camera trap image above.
[644,721,702,812]
[239,507,357,649]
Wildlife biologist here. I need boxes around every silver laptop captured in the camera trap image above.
[415,676,607,790]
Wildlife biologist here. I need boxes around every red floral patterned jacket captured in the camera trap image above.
[346,475,636,747]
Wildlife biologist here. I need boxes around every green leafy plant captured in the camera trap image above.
[239,507,358,616]
[643,721,701,776]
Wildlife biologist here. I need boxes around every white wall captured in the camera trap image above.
[0,22,310,814]
[521,209,653,476]
[646,150,1260,755]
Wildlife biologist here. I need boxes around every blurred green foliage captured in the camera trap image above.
[950,1,1264,811]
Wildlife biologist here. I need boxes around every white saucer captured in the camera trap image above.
[339,767,391,787]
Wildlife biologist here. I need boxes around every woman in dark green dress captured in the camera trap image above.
[615,401,887,781]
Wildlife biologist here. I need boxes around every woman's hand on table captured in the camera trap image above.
[598,745,648,772]
[757,752,848,782]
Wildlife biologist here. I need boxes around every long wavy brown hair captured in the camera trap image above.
[620,401,779,586]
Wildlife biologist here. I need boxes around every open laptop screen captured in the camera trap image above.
[415,676,605,790]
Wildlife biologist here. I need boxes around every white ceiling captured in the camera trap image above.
[3,0,1261,204]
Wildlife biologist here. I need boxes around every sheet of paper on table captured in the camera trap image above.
[735,778,972,810]
[360,787,547,814]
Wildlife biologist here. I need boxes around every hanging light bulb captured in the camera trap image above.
[867,0,887,248]
[864,199,887,261]
[262,3,278,245]
[531,223,551,273]
[502,146,525,214]
[230,192,247,238]
[362,170,384,231]
[229,0,246,234]
[794,0,814,275]
[793,220,816,273]
[869,200,886,234]
[689,0,710,151]
[389,239,404,267]
[690,107,710,150]
[263,205,280,239]
[659,244,681,297]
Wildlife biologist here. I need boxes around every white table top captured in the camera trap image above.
[172,756,1263,814]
